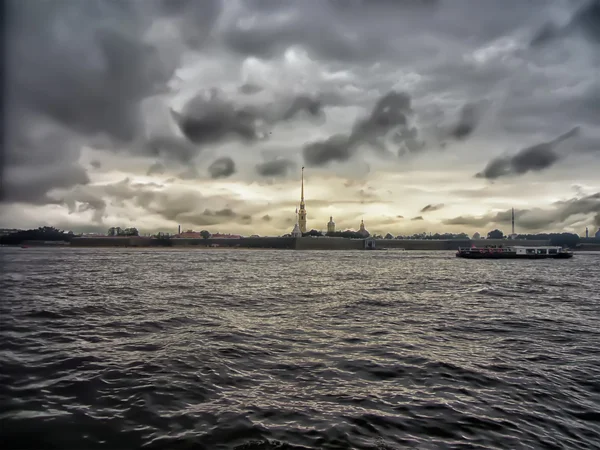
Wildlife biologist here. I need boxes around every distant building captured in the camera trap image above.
[298,167,307,234]
[585,227,589,238]
[211,233,242,239]
[174,230,205,238]
[291,208,302,237]
[0,228,21,236]
[357,219,370,238]
[327,216,335,234]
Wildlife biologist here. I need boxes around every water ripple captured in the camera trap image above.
[1,247,599,449]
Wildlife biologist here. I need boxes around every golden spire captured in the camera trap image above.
[300,166,305,207]
[298,166,307,233]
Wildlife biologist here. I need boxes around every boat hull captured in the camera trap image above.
[456,251,573,259]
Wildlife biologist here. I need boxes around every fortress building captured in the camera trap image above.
[291,208,302,237]
[358,219,370,238]
[298,166,307,233]
[327,216,335,234]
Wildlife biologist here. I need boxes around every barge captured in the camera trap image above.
[456,245,573,259]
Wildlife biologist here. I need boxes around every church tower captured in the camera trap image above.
[298,166,307,234]
[327,216,335,234]
[358,219,370,237]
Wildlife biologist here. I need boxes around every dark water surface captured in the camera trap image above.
[1,248,600,450]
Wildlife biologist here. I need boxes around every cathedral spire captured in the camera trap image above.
[298,166,307,233]
[301,166,305,205]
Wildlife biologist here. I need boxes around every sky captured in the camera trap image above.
[2,0,599,237]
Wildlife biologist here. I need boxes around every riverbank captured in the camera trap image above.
[7,236,572,251]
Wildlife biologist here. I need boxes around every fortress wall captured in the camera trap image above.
[294,237,365,250]
[71,237,134,247]
[375,239,464,250]
[170,237,295,249]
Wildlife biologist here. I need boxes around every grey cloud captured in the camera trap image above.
[531,0,600,46]
[239,83,264,95]
[303,91,422,166]
[3,163,90,205]
[256,159,295,177]
[262,214,272,222]
[4,0,182,206]
[8,0,177,143]
[147,162,166,176]
[172,90,333,150]
[178,166,201,180]
[144,135,199,163]
[476,127,581,179]
[444,193,600,231]
[451,104,479,140]
[282,95,324,121]
[204,208,236,218]
[411,216,424,221]
[90,160,102,169]
[173,90,266,145]
[208,157,236,179]
[420,204,444,213]
[304,135,352,167]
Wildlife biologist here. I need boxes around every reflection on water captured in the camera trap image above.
[1,248,599,449]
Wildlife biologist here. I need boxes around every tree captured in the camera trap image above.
[385,233,394,240]
[487,229,504,239]
[122,227,139,236]
[303,229,323,237]
[200,230,211,239]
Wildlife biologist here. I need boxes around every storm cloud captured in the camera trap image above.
[420,204,445,213]
[476,127,581,179]
[256,159,295,177]
[303,90,423,166]
[3,0,599,236]
[208,157,236,179]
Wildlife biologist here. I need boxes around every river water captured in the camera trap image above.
[1,247,599,449]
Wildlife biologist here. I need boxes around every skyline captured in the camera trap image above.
[2,0,599,236]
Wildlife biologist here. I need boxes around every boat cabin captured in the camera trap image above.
[511,246,562,255]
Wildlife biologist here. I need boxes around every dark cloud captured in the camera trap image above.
[3,0,183,205]
[208,157,236,179]
[476,127,580,179]
[303,91,422,166]
[531,0,600,46]
[411,216,424,221]
[238,83,264,95]
[172,89,334,149]
[256,159,295,177]
[282,95,324,121]
[420,203,445,213]
[143,135,199,163]
[90,160,102,169]
[7,0,177,143]
[397,215,404,219]
[303,135,352,167]
[172,90,265,145]
[352,92,411,139]
[451,104,479,140]
[262,214,272,222]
